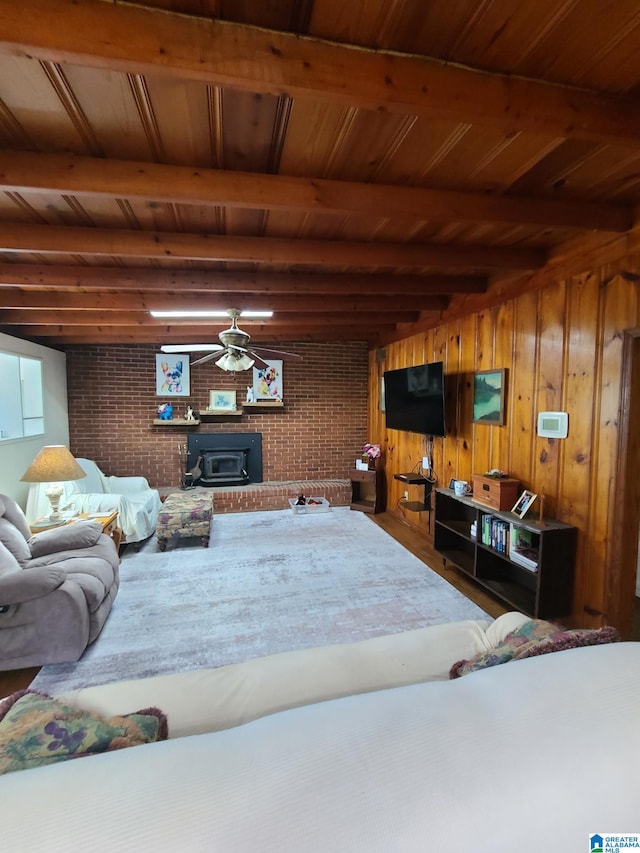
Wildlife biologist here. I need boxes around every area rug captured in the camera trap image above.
[31,507,489,693]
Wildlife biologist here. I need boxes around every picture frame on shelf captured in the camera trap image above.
[472,368,506,426]
[156,354,190,396]
[511,490,537,519]
[209,390,236,410]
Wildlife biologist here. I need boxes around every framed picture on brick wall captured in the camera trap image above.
[156,354,190,396]
[253,360,283,401]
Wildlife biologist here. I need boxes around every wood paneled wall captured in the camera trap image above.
[368,262,640,631]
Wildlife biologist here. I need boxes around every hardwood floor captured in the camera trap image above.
[0,509,503,699]
[0,666,39,698]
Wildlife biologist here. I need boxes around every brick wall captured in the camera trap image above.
[66,341,368,489]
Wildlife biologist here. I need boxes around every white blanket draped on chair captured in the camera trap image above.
[26,458,161,543]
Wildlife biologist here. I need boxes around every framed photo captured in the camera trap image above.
[209,390,236,410]
[511,490,537,519]
[253,360,283,401]
[472,369,506,426]
[156,354,190,396]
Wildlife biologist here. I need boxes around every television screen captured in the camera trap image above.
[383,362,446,437]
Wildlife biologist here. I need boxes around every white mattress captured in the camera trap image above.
[2,642,639,853]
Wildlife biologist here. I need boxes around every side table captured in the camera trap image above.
[30,510,122,550]
[349,468,385,514]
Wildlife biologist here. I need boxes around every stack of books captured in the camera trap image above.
[509,525,539,572]
[481,515,509,553]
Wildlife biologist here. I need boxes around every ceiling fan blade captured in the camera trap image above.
[248,351,271,370]
[190,350,226,366]
[160,344,223,353]
[251,346,303,362]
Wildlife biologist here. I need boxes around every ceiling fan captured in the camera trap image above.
[160,308,303,371]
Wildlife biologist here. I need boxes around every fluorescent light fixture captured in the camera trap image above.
[150,310,273,318]
[160,344,219,353]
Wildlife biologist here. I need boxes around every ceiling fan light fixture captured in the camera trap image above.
[215,352,255,372]
[150,310,274,318]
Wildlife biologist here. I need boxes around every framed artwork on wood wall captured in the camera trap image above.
[156,354,190,396]
[472,369,506,426]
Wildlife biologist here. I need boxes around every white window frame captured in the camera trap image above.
[0,351,44,441]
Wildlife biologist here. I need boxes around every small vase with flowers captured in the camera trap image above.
[362,443,382,470]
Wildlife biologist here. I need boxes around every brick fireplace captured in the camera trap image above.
[187,432,262,487]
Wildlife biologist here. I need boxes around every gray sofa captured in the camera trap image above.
[0,494,119,670]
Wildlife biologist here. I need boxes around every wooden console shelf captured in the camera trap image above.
[199,409,243,417]
[434,488,576,618]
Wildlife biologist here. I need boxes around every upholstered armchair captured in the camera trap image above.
[0,494,120,670]
[26,458,161,544]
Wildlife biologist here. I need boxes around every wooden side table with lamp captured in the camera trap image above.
[22,444,122,550]
[30,510,123,550]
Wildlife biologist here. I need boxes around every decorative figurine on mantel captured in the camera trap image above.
[184,405,197,422]
[246,386,255,403]
[157,403,173,420]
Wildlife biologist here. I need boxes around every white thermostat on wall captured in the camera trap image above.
[537,411,569,439]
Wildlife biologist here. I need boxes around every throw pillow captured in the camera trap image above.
[0,690,168,775]
[450,619,620,679]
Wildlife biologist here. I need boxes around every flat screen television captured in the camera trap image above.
[383,362,446,437]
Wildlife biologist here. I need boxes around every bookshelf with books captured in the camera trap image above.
[434,488,576,618]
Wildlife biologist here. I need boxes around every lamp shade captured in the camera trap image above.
[20,445,87,483]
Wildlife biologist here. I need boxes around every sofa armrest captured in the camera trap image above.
[105,475,151,495]
[28,522,103,558]
[0,566,66,604]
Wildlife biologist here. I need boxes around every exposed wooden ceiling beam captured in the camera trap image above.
[2,1,640,145]
[0,310,420,327]
[0,264,487,295]
[0,224,544,270]
[0,151,630,233]
[0,291,445,314]
[6,324,394,343]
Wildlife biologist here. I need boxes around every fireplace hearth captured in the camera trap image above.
[187,433,262,487]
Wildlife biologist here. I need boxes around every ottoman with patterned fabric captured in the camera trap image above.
[156,492,213,551]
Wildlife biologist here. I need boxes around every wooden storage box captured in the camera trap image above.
[471,475,520,511]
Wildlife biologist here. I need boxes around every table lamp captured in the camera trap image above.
[20,445,86,520]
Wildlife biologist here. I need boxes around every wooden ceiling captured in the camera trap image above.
[1,0,640,347]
